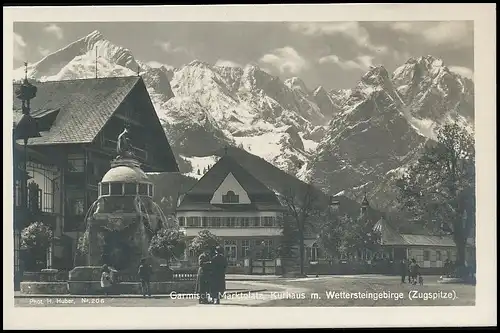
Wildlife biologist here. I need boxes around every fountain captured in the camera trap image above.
[19,126,197,295]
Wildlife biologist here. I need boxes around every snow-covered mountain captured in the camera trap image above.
[14,31,332,177]
[309,56,475,210]
[13,31,474,212]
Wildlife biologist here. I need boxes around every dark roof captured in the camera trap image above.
[178,154,283,209]
[12,76,141,146]
[374,219,475,247]
[373,219,407,246]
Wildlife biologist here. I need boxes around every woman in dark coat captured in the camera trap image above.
[209,246,227,304]
[195,250,212,304]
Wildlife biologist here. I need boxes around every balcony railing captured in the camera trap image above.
[101,138,148,161]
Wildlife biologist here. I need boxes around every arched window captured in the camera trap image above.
[222,190,239,204]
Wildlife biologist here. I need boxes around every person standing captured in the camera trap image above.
[400,259,407,283]
[100,264,112,296]
[138,258,153,297]
[210,246,228,305]
[195,250,212,304]
[409,258,419,285]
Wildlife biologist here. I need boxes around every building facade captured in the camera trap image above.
[12,76,178,271]
[176,153,286,270]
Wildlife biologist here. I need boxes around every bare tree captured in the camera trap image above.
[280,182,324,276]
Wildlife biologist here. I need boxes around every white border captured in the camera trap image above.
[3,4,497,329]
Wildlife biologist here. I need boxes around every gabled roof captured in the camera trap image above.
[373,219,407,246]
[177,154,283,211]
[12,76,141,146]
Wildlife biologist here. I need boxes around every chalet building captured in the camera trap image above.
[373,219,476,274]
[12,76,178,271]
[175,152,286,271]
[362,196,475,274]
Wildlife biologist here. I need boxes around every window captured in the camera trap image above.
[148,184,154,197]
[222,190,239,204]
[70,198,85,215]
[101,183,110,196]
[262,216,274,227]
[423,250,430,261]
[26,165,56,213]
[27,182,42,213]
[212,217,221,228]
[187,217,201,227]
[178,217,185,227]
[446,251,452,260]
[14,180,21,207]
[436,251,442,261]
[242,217,250,227]
[224,240,238,265]
[67,155,85,173]
[311,243,319,261]
[253,217,260,227]
[138,183,148,195]
[223,218,231,228]
[255,239,273,259]
[124,183,137,195]
[202,217,209,228]
[241,240,251,258]
[110,183,123,195]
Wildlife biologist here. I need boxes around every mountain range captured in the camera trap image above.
[13,30,475,213]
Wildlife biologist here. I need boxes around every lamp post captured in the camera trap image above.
[13,63,40,291]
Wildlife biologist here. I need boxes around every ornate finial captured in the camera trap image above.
[137,66,141,76]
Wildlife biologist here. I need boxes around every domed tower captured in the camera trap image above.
[76,131,168,271]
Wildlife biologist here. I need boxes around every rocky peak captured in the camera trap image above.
[313,85,326,97]
[284,77,309,93]
[360,65,391,87]
[188,59,211,68]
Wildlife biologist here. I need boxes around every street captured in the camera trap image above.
[14,275,475,307]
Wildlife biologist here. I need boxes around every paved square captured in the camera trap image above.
[14,275,475,307]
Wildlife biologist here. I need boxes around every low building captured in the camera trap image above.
[175,152,286,272]
[374,218,476,274]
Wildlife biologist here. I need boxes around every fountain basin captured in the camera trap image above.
[20,282,68,295]
[20,281,195,295]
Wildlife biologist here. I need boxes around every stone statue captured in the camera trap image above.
[116,126,134,159]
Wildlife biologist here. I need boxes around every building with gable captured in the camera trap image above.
[360,195,476,274]
[175,151,286,270]
[12,76,178,274]
[373,218,476,274]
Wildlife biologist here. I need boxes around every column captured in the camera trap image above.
[46,243,53,268]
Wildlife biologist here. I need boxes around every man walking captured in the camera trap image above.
[138,258,153,297]
[210,246,228,305]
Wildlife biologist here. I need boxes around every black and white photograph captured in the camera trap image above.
[3,4,496,330]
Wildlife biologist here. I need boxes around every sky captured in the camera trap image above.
[13,21,474,91]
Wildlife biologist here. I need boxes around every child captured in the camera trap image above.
[418,274,424,286]
[138,258,153,297]
[101,264,112,296]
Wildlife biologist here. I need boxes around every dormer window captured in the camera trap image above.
[222,190,239,204]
